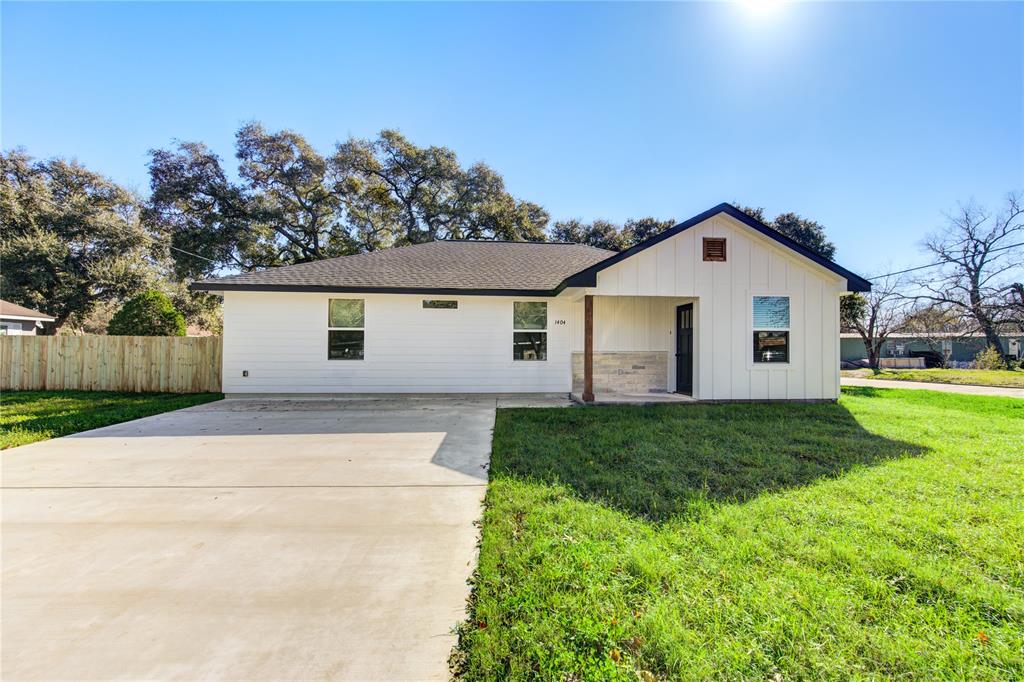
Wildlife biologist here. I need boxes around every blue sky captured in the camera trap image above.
[3,1,1021,275]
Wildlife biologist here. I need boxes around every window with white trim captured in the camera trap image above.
[752,296,789,363]
[513,301,547,361]
[328,299,364,360]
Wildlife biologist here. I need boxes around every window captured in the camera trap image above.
[752,295,789,363]
[703,237,727,262]
[328,299,364,360]
[423,300,458,309]
[513,301,547,361]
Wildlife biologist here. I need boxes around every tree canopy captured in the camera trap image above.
[334,129,549,247]
[148,125,550,279]
[550,217,676,251]
[1,150,154,333]
[737,206,837,260]
[107,290,186,336]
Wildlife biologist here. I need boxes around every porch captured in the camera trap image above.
[569,294,697,402]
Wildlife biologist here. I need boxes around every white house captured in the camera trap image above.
[193,203,871,401]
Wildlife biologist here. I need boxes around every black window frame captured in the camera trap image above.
[328,299,365,361]
[752,296,790,364]
[753,331,789,364]
[512,301,547,361]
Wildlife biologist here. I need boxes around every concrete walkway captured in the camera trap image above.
[2,397,499,681]
[841,377,1024,398]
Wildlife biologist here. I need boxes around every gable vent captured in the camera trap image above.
[703,237,727,262]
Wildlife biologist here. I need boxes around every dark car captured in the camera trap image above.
[909,350,945,368]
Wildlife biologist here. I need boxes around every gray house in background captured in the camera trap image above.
[0,299,55,335]
[840,332,1024,366]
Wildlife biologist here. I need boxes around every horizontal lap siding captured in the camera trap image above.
[593,214,845,400]
[222,292,571,393]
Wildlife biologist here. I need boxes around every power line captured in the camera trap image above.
[168,245,217,264]
[12,191,220,264]
[868,241,1024,280]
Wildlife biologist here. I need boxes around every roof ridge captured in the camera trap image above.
[561,202,871,293]
[192,236,614,291]
[437,238,606,247]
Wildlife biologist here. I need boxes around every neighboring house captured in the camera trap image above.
[0,299,55,335]
[841,332,1024,366]
[193,203,871,401]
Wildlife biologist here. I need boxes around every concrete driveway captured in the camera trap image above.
[2,397,499,681]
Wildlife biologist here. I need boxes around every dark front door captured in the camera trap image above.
[675,303,693,395]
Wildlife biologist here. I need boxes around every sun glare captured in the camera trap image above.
[739,0,786,16]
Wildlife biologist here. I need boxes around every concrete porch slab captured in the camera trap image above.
[570,392,697,406]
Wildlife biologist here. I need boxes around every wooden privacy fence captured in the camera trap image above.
[0,335,222,393]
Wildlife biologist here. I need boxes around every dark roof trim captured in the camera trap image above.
[190,282,565,297]
[560,203,872,292]
[191,204,870,296]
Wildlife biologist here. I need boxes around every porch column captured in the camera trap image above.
[583,294,595,402]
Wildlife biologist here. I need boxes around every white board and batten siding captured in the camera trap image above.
[222,292,573,394]
[569,296,689,354]
[220,214,849,399]
[583,213,846,400]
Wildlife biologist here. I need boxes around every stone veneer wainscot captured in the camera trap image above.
[571,351,669,394]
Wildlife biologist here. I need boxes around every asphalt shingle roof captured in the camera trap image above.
[0,299,55,320]
[193,240,615,294]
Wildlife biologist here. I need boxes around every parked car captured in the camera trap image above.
[909,350,945,368]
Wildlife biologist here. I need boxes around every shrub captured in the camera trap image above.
[973,345,1006,370]
[107,290,186,336]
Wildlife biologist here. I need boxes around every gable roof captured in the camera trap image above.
[563,203,871,292]
[192,203,871,296]
[0,299,55,321]
[192,240,614,295]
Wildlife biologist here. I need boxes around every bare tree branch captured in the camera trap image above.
[912,192,1024,365]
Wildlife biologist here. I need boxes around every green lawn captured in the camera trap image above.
[842,367,1024,388]
[455,388,1024,680]
[0,390,222,449]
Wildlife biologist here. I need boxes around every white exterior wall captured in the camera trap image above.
[218,214,849,399]
[569,296,692,392]
[590,214,846,400]
[221,292,572,393]
[0,319,40,335]
[569,296,685,353]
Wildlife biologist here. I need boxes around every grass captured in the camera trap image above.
[454,388,1024,680]
[0,390,222,449]
[842,367,1024,388]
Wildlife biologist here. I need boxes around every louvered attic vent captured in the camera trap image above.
[703,237,727,262]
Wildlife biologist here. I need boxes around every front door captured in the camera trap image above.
[675,303,693,395]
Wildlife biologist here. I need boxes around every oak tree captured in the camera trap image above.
[1,150,153,333]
